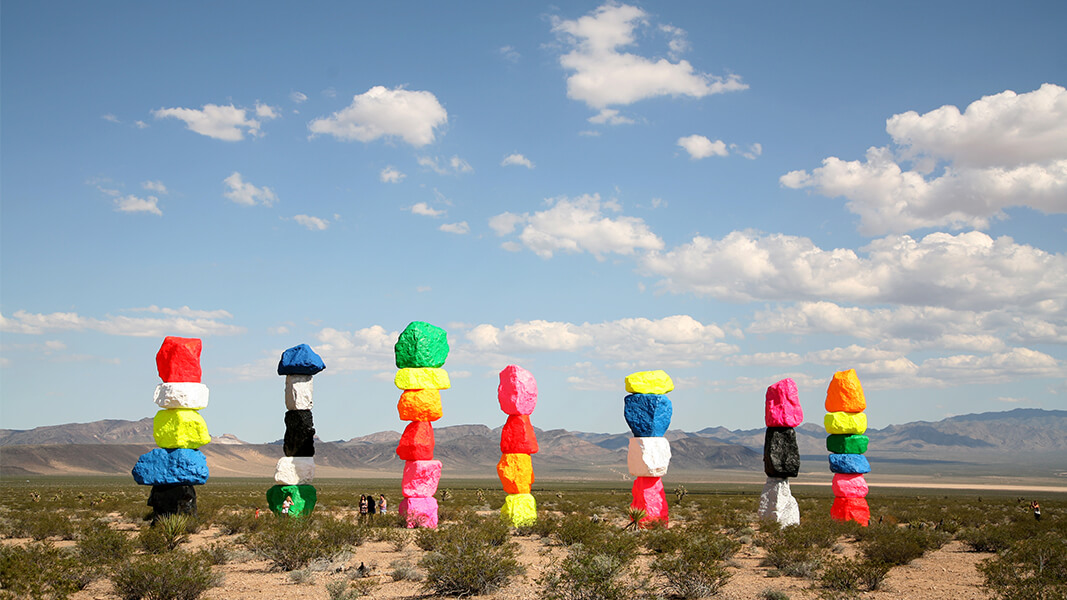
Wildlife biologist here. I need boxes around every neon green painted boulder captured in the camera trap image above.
[266,484,317,517]
[153,409,210,449]
[394,321,449,368]
[500,493,537,527]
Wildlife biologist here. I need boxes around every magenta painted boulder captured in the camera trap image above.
[765,378,803,427]
[402,460,442,498]
[630,476,669,526]
[399,496,439,528]
[832,473,869,498]
[498,365,537,415]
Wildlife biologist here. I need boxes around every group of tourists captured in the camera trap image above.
[359,493,387,517]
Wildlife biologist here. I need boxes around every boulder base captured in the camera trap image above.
[764,427,801,478]
[623,394,673,437]
[497,365,537,415]
[402,460,443,498]
[824,411,867,435]
[148,484,197,517]
[274,456,316,485]
[832,473,869,498]
[630,477,668,527]
[627,437,671,477]
[394,321,449,369]
[501,493,537,527]
[829,453,870,474]
[153,409,210,449]
[500,415,539,454]
[397,389,443,421]
[283,410,316,457]
[825,369,866,412]
[765,378,803,427]
[826,434,869,455]
[153,382,210,410]
[397,421,435,460]
[757,477,800,527]
[132,448,209,486]
[624,370,674,394]
[831,496,870,526]
[156,337,202,383]
[277,344,325,376]
[399,497,439,528]
[497,453,534,494]
[266,484,317,517]
[394,368,450,390]
[284,375,314,411]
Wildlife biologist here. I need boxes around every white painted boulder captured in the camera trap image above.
[153,382,210,409]
[626,437,671,477]
[274,456,316,485]
[285,375,314,410]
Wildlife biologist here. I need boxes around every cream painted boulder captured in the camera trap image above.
[274,456,316,485]
[285,375,314,410]
[626,437,671,477]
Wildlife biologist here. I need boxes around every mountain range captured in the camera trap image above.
[1,408,1064,480]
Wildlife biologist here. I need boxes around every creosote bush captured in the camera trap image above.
[539,543,646,600]
[77,520,135,567]
[650,531,739,599]
[979,532,1067,600]
[0,541,92,599]
[111,550,220,600]
[419,517,524,596]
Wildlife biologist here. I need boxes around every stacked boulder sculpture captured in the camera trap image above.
[825,369,870,526]
[132,336,210,517]
[394,321,450,528]
[267,344,325,517]
[497,365,539,527]
[758,378,803,527]
[624,370,674,527]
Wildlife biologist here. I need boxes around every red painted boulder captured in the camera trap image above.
[156,337,202,383]
[396,421,435,461]
[830,496,870,526]
[500,415,539,454]
[630,476,668,527]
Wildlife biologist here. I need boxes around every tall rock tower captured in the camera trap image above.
[824,369,870,526]
[267,344,325,517]
[497,365,539,527]
[624,370,674,527]
[758,378,802,527]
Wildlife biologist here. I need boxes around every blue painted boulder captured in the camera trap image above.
[624,394,673,437]
[277,344,326,376]
[828,453,870,474]
[132,448,209,486]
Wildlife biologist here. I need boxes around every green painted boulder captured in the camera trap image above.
[826,434,868,455]
[153,409,210,449]
[266,484,317,517]
[394,321,449,369]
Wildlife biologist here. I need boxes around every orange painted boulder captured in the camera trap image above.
[156,337,202,383]
[497,453,534,494]
[396,421,435,461]
[500,415,539,454]
[397,389,443,422]
[825,369,866,412]
[830,496,870,526]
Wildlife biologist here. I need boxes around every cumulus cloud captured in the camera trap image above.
[1,308,243,337]
[380,166,405,183]
[153,103,266,141]
[552,3,747,114]
[489,194,663,259]
[439,221,470,234]
[313,325,397,373]
[410,202,445,217]
[502,153,535,169]
[782,84,1067,235]
[308,86,447,147]
[142,180,168,194]
[223,172,278,207]
[292,214,330,230]
[114,195,162,216]
[255,102,280,120]
[677,134,728,159]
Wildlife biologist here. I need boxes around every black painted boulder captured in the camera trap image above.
[284,410,316,457]
[148,483,197,517]
[764,427,800,478]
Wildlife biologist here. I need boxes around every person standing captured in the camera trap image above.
[368,494,377,515]
[359,494,368,518]
[1032,500,1042,521]
[379,494,388,515]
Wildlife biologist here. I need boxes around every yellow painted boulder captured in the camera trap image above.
[397,389,443,421]
[625,370,674,394]
[824,411,867,435]
[153,409,210,449]
[394,368,451,390]
[825,369,866,412]
[501,493,537,526]
[497,453,534,494]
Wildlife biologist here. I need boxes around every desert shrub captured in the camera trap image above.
[389,559,423,582]
[326,578,376,600]
[23,510,78,541]
[214,510,264,535]
[759,589,790,600]
[77,520,135,566]
[819,556,891,593]
[111,550,220,600]
[958,518,1047,553]
[524,512,560,538]
[139,513,192,553]
[760,521,835,578]
[242,517,330,571]
[556,513,609,546]
[642,527,685,554]
[650,532,738,598]
[419,518,524,596]
[979,533,1067,600]
[859,525,949,566]
[288,568,316,585]
[316,516,370,550]
[539,543,646,600]
[200,542,232,566]
[0,541,92,599]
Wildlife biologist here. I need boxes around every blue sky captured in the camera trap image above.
[2,1,1065,444]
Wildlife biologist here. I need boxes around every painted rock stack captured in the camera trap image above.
[624,370,674,527]
[497,365,539,527]
[266,344,325,518]
[824,369,870,526]
[394,321,450,529]
[758,378,803,527]
[133,336,210,517]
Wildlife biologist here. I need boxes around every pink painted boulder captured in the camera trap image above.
[832,473,869,498]
[399,496,439,528]
[630,477,669,527]
[498,365,537,415]
[500,414,539,454]
[765,378,803,428]
[156,337,202,383]
[402,460,442,498]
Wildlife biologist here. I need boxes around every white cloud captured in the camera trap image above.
[499,46,521,62]
[255,102,280,120]
[418,155,473,175]
[142,180,168,194]
[588,109,634,125]
[223,172,278,207]
[102,114,119,123]
[552,3,747,112]
[782,84,1067,235]
[642,230,1067,312]
[313,325,397,373]
[128,305,234,319]
[293,214,330,230]
[134,120,148,129]
[734,142,762,160]
[114,194,162,216]
[153,103,265,141]
[501,153,535,169]
[489,193,664,259]
[410,202,445,217]
[0,308,243,337]
[440,221,470,234]
[290,91,308,103]
[677,134,728,159]
[308,86,447,147]
[380,166,406,183]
